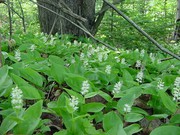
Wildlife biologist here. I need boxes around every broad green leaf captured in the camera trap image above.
[124,124,142,135]
[103,111,123,132]
[162,75,176,86]
[85,92,99,99]
[122,69,134,87]
[106,125,126,135]
[49,55,65,65]
[64,88,85,104]
[85,91,112,102]
[146,114,168,120]
[14,100,43,135]
[124,113,144,122]
[98,91,112,102]
[158,91,176,113]
[50,62,67,84]
[0,65,13,96]
[11,74,41,99]
[117,90,141,114]
[19,68,43,87]
[150,126,180,135]
[170,114,180,124]
[131,107,148,116]
[81,102,105,113]
[0,112,17,135]
[54,130,67,135]
[65,73,89,92]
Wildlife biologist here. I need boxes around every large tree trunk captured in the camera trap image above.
[173,0,180,41]
[37,0,96,36]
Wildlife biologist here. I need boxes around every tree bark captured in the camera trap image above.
[37,0,95,36]
[173,0,180,41]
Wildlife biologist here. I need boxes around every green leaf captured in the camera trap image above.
[11,74,41,99]
[124,113,144,122]
[81,102,105,113]
[146,114,168,120]
[103,111,123,132]
[158,91,176,113]
[98,91,112,102]
[19,68,43,87]
[49,55,65,65]
[124,124,142,135]
[14,100,43,135]
[64,88,85,104]
[150,126,180,135]
[0,112,17,135]
[0,65,13,96]
[54,130,67,135]
[117,91,141,114]
[131,107,148,116]
[170,114,180,124]
[49,55,67,84]
[106,124,126,135]
[65,73,87,92]
[122,69,134,87]
[85,91,112,102]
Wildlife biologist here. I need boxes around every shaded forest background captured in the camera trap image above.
[0,0,178,52]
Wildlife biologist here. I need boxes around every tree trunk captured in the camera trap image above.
[37,0,96,36]
[173,0,180,41]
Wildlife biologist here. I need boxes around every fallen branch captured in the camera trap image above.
[30,0,116,51]
[103,0,180,60]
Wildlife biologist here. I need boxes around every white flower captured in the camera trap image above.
[49,36,56,45]
[2,52,8,59]
[124,104,131,113]
[29,44,37,52]
[115,56,120,63]
[112,82,122,94]
[157,59,161,64]
[87,52,92,57]
[15,49,21,61]
[173,77,180,101]
[135,49,139,52]
[80,53,85,60]
[140,49,145,57]
[71,58,76,64]
[101,46,106,51]
[170,65,175,69]
[121,58,126,64]
[11,86,23,110]
[73,40,79,46]
[69,96,79,111]
[172,87,180,101]
[149,53,155,62]
[136,70,143,83]
[135,60,141,68]
[83,60,89,68]
[98,53,103,62]
[157,79,164,90]
[103,53,108,61]
[96,47,100,52]
[105,65,111,74]
[174,77,180,88]
[81,80,90,95]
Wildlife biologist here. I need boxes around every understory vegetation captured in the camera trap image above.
[0,0,180,135]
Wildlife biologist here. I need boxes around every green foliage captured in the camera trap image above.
[0,0,180,134]
[0,32,179,135]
